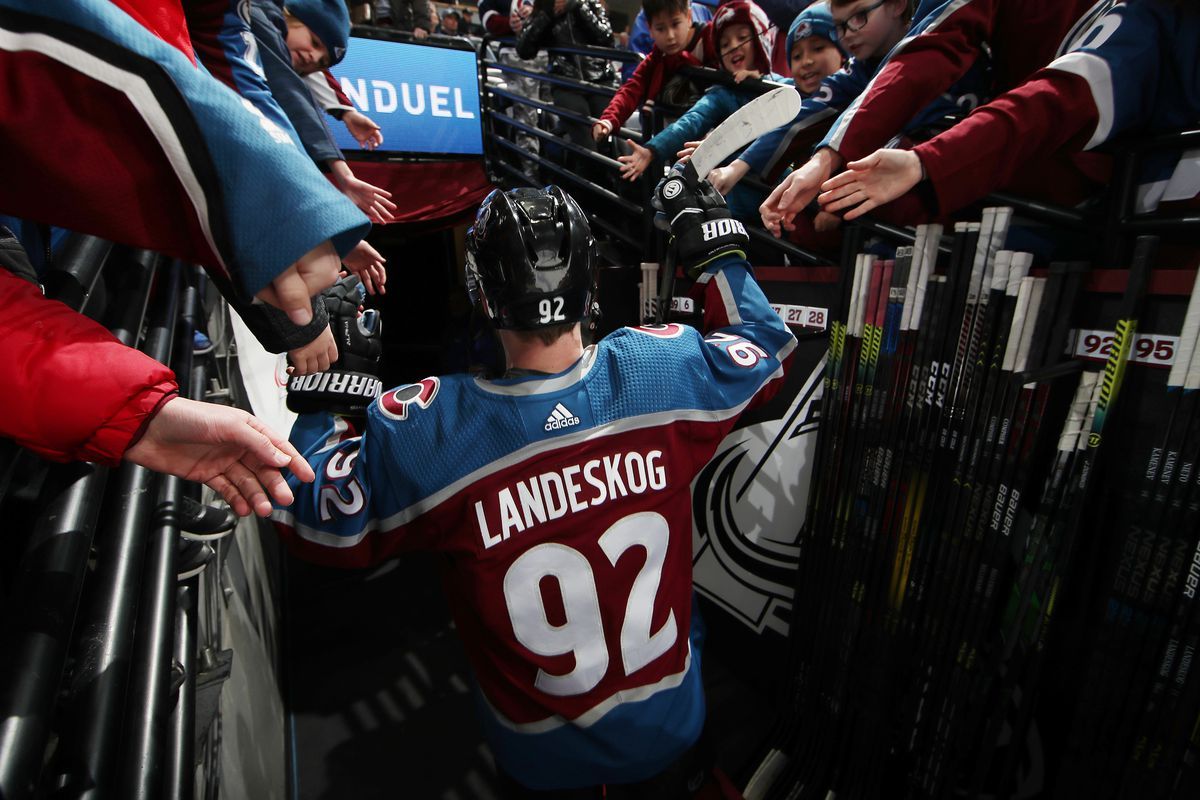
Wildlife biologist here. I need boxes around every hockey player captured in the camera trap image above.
[817,0,1200,221]
[273,180,796,796]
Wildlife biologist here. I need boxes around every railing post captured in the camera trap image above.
[46,250,166,800]
[117,261,183,800]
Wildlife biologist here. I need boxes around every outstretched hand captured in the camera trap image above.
[330,160,398,224]
[676,139,704,162]
[124,397,315,517]
[618,140,654,181]
[759,149,841,237]
[287,324,338,377]
[818,149,924,221]
[342,240,387,295]
[254,240,342,326]
[343,109,383,150]
[708,160,749,196]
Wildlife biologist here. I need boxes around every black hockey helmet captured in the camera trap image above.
[464,186,597,330]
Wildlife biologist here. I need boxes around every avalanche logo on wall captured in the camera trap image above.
[691,357,824,636]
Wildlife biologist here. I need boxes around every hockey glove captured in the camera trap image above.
[286,275,383,416]
[652,168,748,278]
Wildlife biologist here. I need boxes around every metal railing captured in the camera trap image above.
[479,36,1200,276]
[0,245,233,800]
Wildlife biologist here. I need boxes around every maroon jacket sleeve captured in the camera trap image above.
[913,70,1099,215]
[322,68,353,107]
[827,0,1101,164]
[0,269,178,465]
[482,7,514,36]
[600,48,662,129]
[824,0,995,163]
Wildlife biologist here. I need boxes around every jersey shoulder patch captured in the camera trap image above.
[625,322,688,339]
[378,377,440,420]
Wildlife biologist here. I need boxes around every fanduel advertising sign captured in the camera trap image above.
[330,37,483,157]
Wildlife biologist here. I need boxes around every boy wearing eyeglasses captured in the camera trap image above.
[760,0,1098,238]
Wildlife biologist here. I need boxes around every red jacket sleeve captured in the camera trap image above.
[483,8,513,36]
[323,68,353,107]
[913,70,1099,215]
[0,269,178,465]
[600,49,661,129]
[825,0,995,163]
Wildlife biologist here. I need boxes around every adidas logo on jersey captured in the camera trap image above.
[544,402,580,432]
[701,218,746,241]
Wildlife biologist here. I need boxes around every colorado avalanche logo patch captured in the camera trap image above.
[632,323,685,339]
[379,377,440,420]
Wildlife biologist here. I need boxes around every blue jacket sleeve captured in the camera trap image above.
[249,1,342,165]
[0,0,367,299]
[645,85,742,161]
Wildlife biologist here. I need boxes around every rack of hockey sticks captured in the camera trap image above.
[739,211,1200,799]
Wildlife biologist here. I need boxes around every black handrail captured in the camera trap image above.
[117,261,183,800]
[48,250,163,800]
[479,35,1200,273]
[0,236,123,800]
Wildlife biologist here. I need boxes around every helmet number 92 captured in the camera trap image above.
[538,297,567,324]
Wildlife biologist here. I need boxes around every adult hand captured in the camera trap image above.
[759,148,842,237]
[330,160,398,224]
[591,119,613,142]
[343,109,383,150]
[287,324,338,376]
[342,240,387,295]
[818,149,923,221]
[413,26,429,39]
[708,160,749,196]
[254,241,342,326]
[618,140,654,181]
[125,396,315,517]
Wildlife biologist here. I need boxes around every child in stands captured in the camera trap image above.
[759,0,1099,234]
[592,0,712,143]
[618,1,818,223]
[817,0,1200,224]
[701,0,846,202]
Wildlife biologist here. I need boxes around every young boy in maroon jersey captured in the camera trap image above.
[592,0,712,143]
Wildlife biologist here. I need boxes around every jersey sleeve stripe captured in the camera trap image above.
[0,25,229,277]
[482,644,693,733]
[1045,51,1115,148]
[825,0,978,152]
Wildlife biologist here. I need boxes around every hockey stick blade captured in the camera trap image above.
[683,85,801,180]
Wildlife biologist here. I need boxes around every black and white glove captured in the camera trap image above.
[653,168,749,278]
[286,275,383,416]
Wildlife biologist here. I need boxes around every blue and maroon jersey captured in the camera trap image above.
[0,0,367,302]
[914,0,1200,215]
[273,255,796,789]
[820,0,1101,164]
